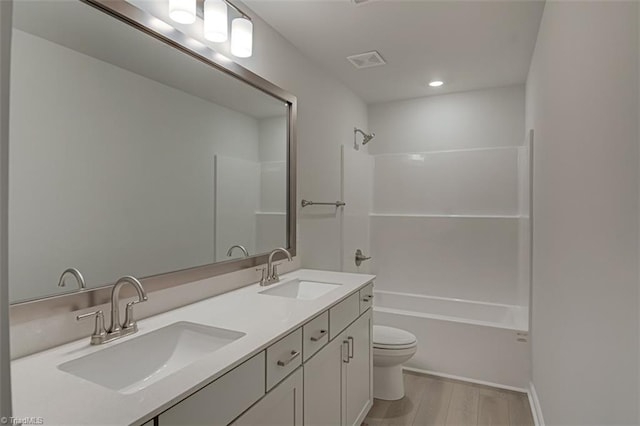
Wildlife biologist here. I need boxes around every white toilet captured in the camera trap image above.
[372,325,418,400]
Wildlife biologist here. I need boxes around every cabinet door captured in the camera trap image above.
[345,309,373,426]
[303,333,346,426]
[232,368,303,426]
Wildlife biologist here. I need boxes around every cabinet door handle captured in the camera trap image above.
[310,329,327,342]
[342,340,350,364]
[347,336,354,359]
[277,350,300,367]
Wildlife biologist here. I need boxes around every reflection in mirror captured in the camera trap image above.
[9,0,289,303]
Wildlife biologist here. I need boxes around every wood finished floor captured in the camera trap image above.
[364,372,534,426]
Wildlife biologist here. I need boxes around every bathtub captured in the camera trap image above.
[373,290,530,390]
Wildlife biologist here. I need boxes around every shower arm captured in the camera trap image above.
[354,128,367,139]
[354,127,375,150]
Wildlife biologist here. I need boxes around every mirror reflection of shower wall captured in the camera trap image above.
[8,1,287,303]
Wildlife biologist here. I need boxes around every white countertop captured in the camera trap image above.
[11,269,375,426]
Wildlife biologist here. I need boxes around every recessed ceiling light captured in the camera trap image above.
[428,80,444,87]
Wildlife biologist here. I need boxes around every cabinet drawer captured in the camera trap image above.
[329,292,360,340]
[303,311,329,361]
[267,328,303,391]
[359,283,374,314]
[158,352,265,426]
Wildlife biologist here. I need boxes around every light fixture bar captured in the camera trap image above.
[222,0,251,21]
[197,0,251,21]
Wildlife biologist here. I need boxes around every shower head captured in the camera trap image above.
[354,127,375,147]
[362,132,375,145]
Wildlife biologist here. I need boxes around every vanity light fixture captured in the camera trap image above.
[204,0,228,42]
[169,0,253,58]
[230,16,253,58]
[428,80,444,87]
[169,0,196,24]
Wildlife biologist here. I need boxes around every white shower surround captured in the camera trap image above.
[368,85,531,389]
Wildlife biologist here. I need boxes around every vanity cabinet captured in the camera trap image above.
[304,308,373,426]
[155,286,373,426]
[304,331,344,426]
[157,352,266,426]
[344,309,373,426]
[232,368,303,426]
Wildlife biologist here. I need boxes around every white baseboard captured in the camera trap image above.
[402,366,528,393]
[528,381,545,426]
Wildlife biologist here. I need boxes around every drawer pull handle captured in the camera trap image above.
[347,336,354,359]
[277,350,300,367]
[310,329,327,342]
[362,295,373,302]
[342,340,350,364]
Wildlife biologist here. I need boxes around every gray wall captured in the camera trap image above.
[526,2,639,423]
[0,0,11,419]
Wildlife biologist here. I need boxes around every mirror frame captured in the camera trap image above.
[10,0,297,313]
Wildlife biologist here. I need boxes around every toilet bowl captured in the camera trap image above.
[372,325,418,401]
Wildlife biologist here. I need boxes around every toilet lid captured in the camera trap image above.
[373,325,417,348]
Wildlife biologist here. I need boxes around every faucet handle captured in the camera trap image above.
[77,310,107,344]
[123,300,143,330]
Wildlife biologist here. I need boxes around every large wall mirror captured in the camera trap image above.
[9,0,296,304]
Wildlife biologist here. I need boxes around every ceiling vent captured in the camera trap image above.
[347,51,386,69]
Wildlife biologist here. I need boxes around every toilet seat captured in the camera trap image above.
[373,325,417,350]
[374,342,417,350]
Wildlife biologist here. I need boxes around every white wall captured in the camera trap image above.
[368,86,526,306]
[526,2,639,424]
[9,30,264,302]
[368,85,524,155]
[0,0,11,419]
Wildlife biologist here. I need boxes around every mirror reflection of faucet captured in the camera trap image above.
[76,276,148,345]
[57,267,86,290]
[226,245,249,258]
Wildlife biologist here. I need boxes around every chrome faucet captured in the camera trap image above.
[109,276,148,334]
[76,275,148,345]
[259,248,292,286]
[227,244,249,258]
[58,267,86,290]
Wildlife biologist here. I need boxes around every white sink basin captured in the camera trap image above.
[58,321,244,394]
[260,278,341,300]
